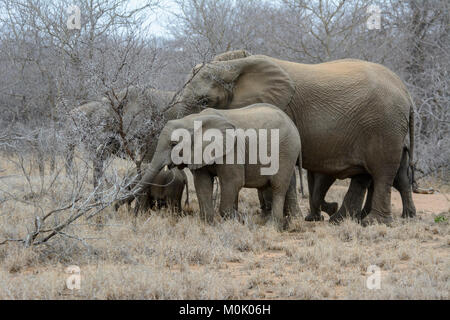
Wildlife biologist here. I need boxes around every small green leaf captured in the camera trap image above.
[434,216,447,223]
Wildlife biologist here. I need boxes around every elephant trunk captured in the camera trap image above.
[164,103,189,121]
[130,157,165,197]
[114,157,165,209]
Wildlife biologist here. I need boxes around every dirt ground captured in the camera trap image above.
[0,157,448,299]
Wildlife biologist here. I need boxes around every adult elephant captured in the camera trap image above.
[152,50,416,226]
[218,51,416,224]
[66,86,174,191]
[175,51,416,224]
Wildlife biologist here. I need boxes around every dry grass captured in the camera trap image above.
[0,155,448,299]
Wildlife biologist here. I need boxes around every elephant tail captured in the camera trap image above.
[407,97,418,191]
[297,154,305,198]
[407,96,432,194]
[408,104,414,170]
[408,106,418,191]
[408,99,420,191]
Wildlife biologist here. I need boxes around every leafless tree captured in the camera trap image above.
[0,0,448,247]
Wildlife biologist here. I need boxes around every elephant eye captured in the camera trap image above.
[198,96,209,108]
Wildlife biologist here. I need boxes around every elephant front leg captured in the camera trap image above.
[218,179,241,220]
[272,191,289,231]
[216,165,244,220]
[193,169,215,224]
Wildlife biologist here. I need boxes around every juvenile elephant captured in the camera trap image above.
[66,86,174,190]
[121,103,302,230]
[156,50,416,226]
[117,166,189,214]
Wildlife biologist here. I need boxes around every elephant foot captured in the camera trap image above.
[305,212,324,222]
[329,207,358,224]
[274,216,290,232]
[361,210,393,227]
[357,208,370,222]
[321,202,338,216]
[401,207,416,219]
[200,214,215,225]
[284,206,303,218]
[329,211,346,225]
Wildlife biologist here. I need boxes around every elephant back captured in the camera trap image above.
[212,50,252,62]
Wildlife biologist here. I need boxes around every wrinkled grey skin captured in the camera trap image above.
[221,51,416,224]
[67,87,174,192]
[151,50,416,226]
[310,145,416,224]
[117,166,189,214]
[122,104,302,230]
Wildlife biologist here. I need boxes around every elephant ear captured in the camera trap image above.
[187,114,239,170]
[227,56,295,111]
[212,50,252,62]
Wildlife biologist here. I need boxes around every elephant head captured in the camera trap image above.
[165,51,295,120]
[67,87,174,160]
[66,87,175,190]
[127,112,238,197]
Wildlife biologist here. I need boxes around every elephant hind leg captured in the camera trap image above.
[321,201,338,216]
[271,172,295,231]
[394,148,416,219]
[193,169,215,224]
[361,136,403,227]
[305,172,335,221]
[284,173,302,218]
[271,191,289,231]
[361,148,415,224]
[330,174,371,224]
[361,175,395,227]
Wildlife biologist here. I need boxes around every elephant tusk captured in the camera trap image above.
[138,169,176,188]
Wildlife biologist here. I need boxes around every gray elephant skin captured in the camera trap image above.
[118,166,189,214]
[124,104,302,230]
[157,50,416,226]
[67,86,174,190]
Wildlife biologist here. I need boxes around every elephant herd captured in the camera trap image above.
[69,50,420,230]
